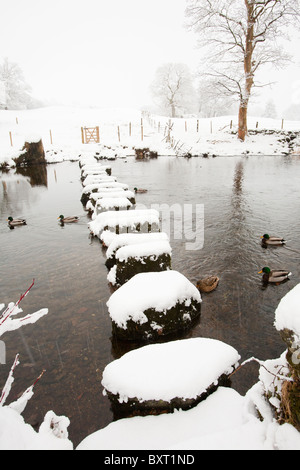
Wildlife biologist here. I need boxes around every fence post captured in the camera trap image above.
[9,131,13,147]
[96,126,100,143]
[50,129,53,145]
[81,127,85,144]
[281,119,284,130]
[197,120,199,132]
[118,126,120,142]
[129,122,131,137]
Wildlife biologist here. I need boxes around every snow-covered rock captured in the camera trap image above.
[96,197,132,212]
[109,240,172,286]
[274,283,300,340]
[89,209,160,237]
[107,270,201,339]
[106,232,169,263]
[274,283,300,376]
[102,338,240,410]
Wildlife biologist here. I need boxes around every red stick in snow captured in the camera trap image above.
[0,279,35,327]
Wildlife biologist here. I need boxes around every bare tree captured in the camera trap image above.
[150,63,197,117]
[0,58,32,109]
[197,78,237,117]
[186,0,300,140]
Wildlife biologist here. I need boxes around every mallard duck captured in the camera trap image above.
[58,215,79,224]
[7,216,26,227]
[261,234,285,245]
[258,267,291,283]
[197,276,219,293]
[134,187,147,194]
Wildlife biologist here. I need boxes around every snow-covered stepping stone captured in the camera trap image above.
[101,337,240,417]
[96,197,133,213]
[105,232,169,268]
[81,166,112,178]
[82,177,128,188]
[91,189,136,208]
[107,270,201,340]
[89,209,160,237]
[108,239,172,286]
[80,180,119,205]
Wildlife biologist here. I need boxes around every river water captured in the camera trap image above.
[0,155,300,447]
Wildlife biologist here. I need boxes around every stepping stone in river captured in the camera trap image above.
[107,270,201,340]
[101,337,240,418]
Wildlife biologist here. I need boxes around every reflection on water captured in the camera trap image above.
[16,164,48,187]
[0,156,300,447]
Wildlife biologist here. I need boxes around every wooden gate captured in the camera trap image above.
[81,126,100,144]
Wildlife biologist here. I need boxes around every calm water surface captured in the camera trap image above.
[1,155,300,447]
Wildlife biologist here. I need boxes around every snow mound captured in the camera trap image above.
[107,270,201,329]
[91,190,135,202]
[96,197,132,210]
[89,209,160,237]
[0,407,73,450]
[106,232,169,259]
[102,338,240,403]
[274,283,300,336]
[115,240,172,262]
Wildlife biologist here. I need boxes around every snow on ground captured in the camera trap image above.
[1,106,300,168]
[77,385,300,451]
[0,407,73,450]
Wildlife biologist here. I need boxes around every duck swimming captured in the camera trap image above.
[7,217,27,228]
[58,215,79,224]
[134,187,147,194]
[258,267,291,284]
[197,276,219,293]
[261,234,285,245]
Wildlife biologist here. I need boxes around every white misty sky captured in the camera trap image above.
[0,0,299,113]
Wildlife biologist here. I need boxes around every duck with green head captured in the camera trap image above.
[261,234,285,245]
[258,267,291,283]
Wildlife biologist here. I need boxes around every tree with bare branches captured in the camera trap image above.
[0,57,34,110]
[185,0,300,140]
[150,63,197,117]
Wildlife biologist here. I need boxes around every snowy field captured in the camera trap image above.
[0,106,300,167]
[1,105,300,451]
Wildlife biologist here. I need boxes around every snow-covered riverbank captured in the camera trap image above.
[0,106,299,168]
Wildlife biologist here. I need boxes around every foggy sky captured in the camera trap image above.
[1,0,299,113]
